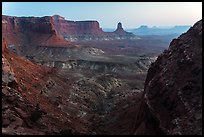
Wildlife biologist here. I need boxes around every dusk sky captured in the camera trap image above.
[2,2,202,29]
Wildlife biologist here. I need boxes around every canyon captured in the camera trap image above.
[2,15,202,135]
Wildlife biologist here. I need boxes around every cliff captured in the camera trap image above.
[2,15,137,45]
[2,15,70,48]
[134,20,202,135]
[52,15,103,36]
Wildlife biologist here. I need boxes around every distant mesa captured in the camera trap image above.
[139,25,149,29]
[129,25,191,36]
[2,14,138,45]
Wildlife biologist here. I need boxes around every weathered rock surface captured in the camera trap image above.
[2,38,76,135]
[2,15,137,47]
[2,15,70,48]
[134,20,202,135]
[2,38,18,87]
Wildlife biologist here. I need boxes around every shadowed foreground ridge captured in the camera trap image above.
[134,20,202,135]
[2,38,77,135]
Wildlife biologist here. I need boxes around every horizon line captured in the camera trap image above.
[2,14,194,29]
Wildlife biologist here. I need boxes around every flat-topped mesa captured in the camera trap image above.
[51,17,136,41]
[74,21,103,34]
[48,17,104,39]
[2,15,70,47]
[2,15,138,44]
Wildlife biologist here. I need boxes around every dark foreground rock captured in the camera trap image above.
[134,20,202,135]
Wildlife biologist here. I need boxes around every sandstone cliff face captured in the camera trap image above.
[135,20,202,135]
[51,15,136,41]
[2,15,137,45]
[52,15,103,36]
[2,15,70,48]
[2,15,56,35]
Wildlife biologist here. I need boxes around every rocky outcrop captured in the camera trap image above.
[2,38,18,88]
[2,15,137,45]
[2,38,76,135]
[134,20,202,135]
[50,15,137,41]
[2,15,70,48]
[37,58,154,74]
[52,15,103,36]
[2,38,8,52]
[114,22,129,35]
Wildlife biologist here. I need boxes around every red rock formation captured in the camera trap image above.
[134,20,202,135]
[112,22,136,38]
[2,38,83,135]
[2,38,8,52]
[114,22,126,34]
[2,15,137,45]
[50,15,103,36]
[53,19,103,36]
[2,15,70,47]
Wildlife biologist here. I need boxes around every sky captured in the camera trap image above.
[2,2,202,29]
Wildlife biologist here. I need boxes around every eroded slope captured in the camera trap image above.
[134,20,202,135]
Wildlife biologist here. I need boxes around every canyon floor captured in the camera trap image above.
[2,38,162,135]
